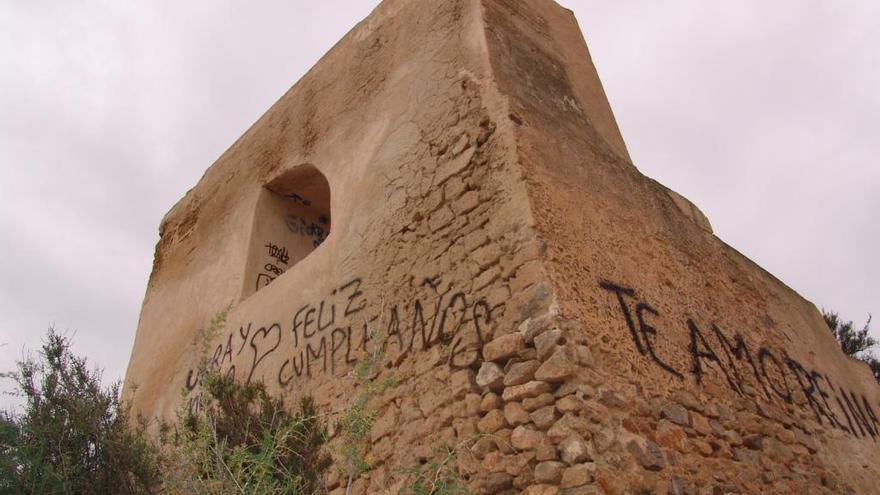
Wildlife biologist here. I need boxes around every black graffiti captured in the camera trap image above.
[450,299,491,369]
[600,282,643,353]
[600,279,879,443]
[811,371,848,432]
[786,358,824,423]
[758,347,792,403]
[688,320,741,393]
[712,325,769,400]
[293,304,318,340]
[599,281,682,379]
[637,303,683,379]
[256,273,275,291]
[247,323,282,383]
[287,193,312,206]
[185,368,200,391]
[380,288,490,369]
[279,323,364,385]
[185,320,282,392]
[285,214,328,247]
[264,264,283,276]
[265,243,290,265]
[255,241,290,291]
[187,393,203,416]
[863,395,880,435]
[383,289,488,364]
[341,278,366,317]
[188,276,495,398]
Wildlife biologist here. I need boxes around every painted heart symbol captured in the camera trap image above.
[247,323,282,383]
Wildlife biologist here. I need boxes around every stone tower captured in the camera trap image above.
[124,0,880,493]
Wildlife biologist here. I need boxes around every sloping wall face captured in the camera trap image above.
[482,1,880,494]
[125,0,880,493]
[126,0,560,492]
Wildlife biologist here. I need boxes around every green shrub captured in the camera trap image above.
[823,310,880,383]
[336,332,395,494]
[0,328,162,494]
[400,445,468,495]
[162,371,331,495]
[1,326,333,495]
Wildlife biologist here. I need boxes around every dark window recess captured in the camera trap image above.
[243,165,331,298]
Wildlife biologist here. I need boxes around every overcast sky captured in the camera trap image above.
[1,1,877,406]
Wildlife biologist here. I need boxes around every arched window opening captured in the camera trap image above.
[243,165,331,298]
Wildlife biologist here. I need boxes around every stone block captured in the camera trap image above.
[504,359,541,387]
[477,361,505,390]
[479,409,507,433]
[450,369,476,399]
[484,333,525,363]
[534,461,566,484]
[503,381,552,402]
[504,401,531,426]
[534,329,565,361]
[660,403,690,427]
[559,435,592,465]
[560,463,594,488]
[531,405,558,430]
[481,392,503,412]
[535,346,578,382]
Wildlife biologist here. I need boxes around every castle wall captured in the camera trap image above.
[481,1,880,493]
[124,1,880,493]
[127,0,554,492]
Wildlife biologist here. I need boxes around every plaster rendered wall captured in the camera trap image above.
[127,0,549,491]
[481,1,880,493]
[124,0,880,493]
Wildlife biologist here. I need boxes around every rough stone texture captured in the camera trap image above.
[534,461,565,484]
[503,401,530,426]
[511,426,549,451]
[123,0,880,492]
[503,381,552,402]
[504,359,541,386]
[478,409,507,433]
[485,472,513,492]
[535,346,578,382]
[484,333,525,363]
[627,441,665,472]
[560,463,593,488]
[531,405,558,430]
[477,361,505,389]
[534,329,565,362]
[559,435,592,465]
[661,403,690,427]
[522,486,559,495]
[450,369,476,398]
[480,392,502,413]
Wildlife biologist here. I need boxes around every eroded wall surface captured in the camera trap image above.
[482,1,880,494]
[124,0,880,493]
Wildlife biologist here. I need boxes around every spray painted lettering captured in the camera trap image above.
[255,241,291,291]
[599,280,880,442]
[285,214,328,248]
[186,276,494,414]
[265,243,290,265]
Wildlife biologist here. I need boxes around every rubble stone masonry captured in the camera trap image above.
[123,0,880,493]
